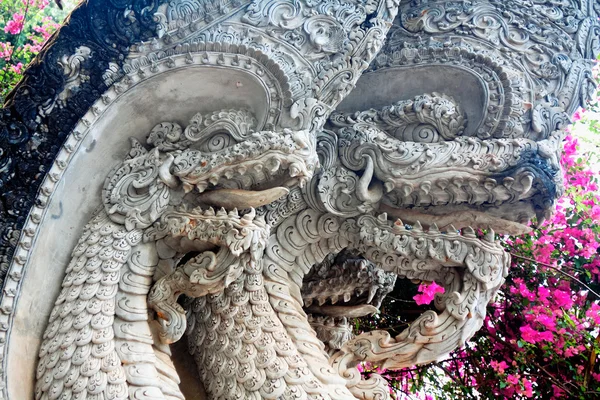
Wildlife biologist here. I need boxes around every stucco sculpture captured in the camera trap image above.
[0,0,598,399]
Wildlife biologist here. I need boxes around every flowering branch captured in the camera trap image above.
[510,253,600,299]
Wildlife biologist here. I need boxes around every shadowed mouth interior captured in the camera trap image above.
[301,249,396,312]
[301,248,442,353]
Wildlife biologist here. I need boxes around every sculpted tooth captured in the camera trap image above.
[224,170,234,179]
[377,213,387,222]
[183,182,194,193]
[208,175,219,185]
[367,287,377,304]
[343,292,352,303]
[485,178,497,188]
[241,207,256,223]
[289,163,303,178]
[484,229,495,242]
[217,207,227,217]
[447,225,458,235]
[356,154,384,204]
[420,181,431,195]
[535,209,547,228]
[204,207,215,216]
[292,130,309,149]
[462,226,476,237]
[304,298,313,307]
[384,181,395,193]
[393,219,405,233]
[317,297,327,306]
[195,182,208,193]
[268,158,281,172]
[520,173,534,194]
[237,166,247,175]
[229,208,239,217]
[197,187,289,209]
[429,223,439,233]
[413,221,423,231]
[254,163,263,172]
[400,184,413,198]
[331,295,339,304]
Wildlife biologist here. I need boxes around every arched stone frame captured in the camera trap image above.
[4,53,291,400]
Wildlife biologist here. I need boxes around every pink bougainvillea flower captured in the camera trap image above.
[10,62,23,74]
[0,42,13,60]
[522,378,534,398]
[585,302,600,324]
[33,16,60,41]
[4,13,25,35]
[22,0,50,9]
[506,373,520,385]
[413,281,445,305]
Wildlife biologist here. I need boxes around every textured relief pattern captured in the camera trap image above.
[1,0,598,399]
[36,211,135,400]
[0,0,167,289]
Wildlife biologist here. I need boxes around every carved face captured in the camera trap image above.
[304,16,347,54]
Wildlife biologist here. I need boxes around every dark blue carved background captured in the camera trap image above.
[0,0,167,288]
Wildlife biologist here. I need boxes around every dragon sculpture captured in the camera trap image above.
[23,0,598,399]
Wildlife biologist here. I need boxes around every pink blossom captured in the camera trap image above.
[22,0,50,9]
[586,303,600,324]
[553,290,574,309]
[491,360,508,374]
[521,378,534,397]
[520,324,554,344]
[0,42,13,60]
[32,16,59,41]
[10,62,23,74]
[413,281,445,305]
[4,13,25,35]
[506,374,520,385]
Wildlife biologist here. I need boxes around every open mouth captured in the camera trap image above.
[165,129,317,209]
[302,249,396,316]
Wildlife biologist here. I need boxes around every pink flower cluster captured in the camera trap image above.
[413,281,445,305]
[376,125,600,399]
[4,13,25,35]
[22,0,50,9]
[1,6,63,98]
[0,42,13,60]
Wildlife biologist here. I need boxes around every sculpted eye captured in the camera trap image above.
[395,125,440,143]
[197,131,235,152]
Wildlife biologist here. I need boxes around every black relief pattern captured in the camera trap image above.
[0,0,165,288]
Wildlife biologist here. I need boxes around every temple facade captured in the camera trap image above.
[0,0,598,399]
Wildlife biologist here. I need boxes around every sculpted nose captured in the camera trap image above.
[356,154,384,204]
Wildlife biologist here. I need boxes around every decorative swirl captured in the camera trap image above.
[102,143,170,230]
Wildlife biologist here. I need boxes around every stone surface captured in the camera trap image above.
[0,0,598,399]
